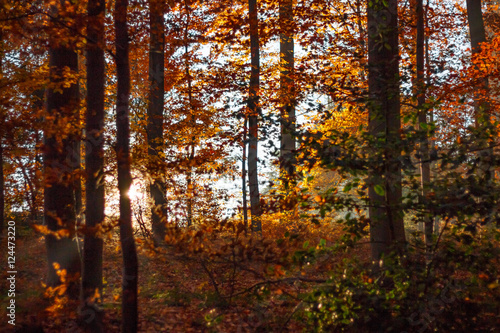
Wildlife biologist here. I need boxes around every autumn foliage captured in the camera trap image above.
[1,0,500,332]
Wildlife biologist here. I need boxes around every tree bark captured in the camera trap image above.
[416,0,433,253]
[367,0,406,260]
[467,0,490,123]
[115,0,138,331]
[44,3,81,298]
[279,0,295,188]
[248,0,262,232]
[81,0,105,330]
[242,116,248,231]
[147,0,167,243]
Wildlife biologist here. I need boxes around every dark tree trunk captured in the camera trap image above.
[466,0,489,125]
[416,0,433,253]
[466,0,493,222]
[115,0,138,330]
[81,0,105,330]
[147,0,167,243]
[248,0,262,232]
[279,0,295,188]
[242,116,248,231]
[367,0,405,260]
[44,4,81,298]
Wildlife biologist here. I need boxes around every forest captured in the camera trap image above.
[1,0,500,331]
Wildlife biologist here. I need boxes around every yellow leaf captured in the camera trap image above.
[488,282,499,289]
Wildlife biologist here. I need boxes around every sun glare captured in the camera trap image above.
[127,182,142,201]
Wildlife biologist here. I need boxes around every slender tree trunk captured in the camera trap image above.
[248,0,262,232]
[242,116,248,231]
[147,0,167,243]
[184,8,196,227]
[0,32,4,235]
[367,0,405,260]
[0,141,4,236]
[416,0,433,253]
[115,0,138,330]
[32,88,45,224]
[74,139,82,224]
[356,0,366,68]
[44,3,81,298]
[279,0,295,188]
[186,163,194,226]
[81,0,105,330]
[425,1,439,235]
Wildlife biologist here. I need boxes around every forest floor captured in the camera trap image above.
[1,223,358,332]
[1,222,500,332]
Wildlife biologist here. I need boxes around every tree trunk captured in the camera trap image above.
[44,3,81,298]
[115,0,139,331]
[367,0,405,260]
[425,1,439,235]
[0,31,4,236]
[242,116,248,231]
[248,0,262,232]
[0,141,4,236]
[74,139,82,225]
[416,0,433,253]
[466,0,494,224]
[467,0,489,125]
[182,1,196,227]
[32,88,45,224]
[147,0,167,243]
[279,0,295,188]
[81,0,105,330]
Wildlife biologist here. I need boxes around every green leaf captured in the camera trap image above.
[374,184,385,196]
